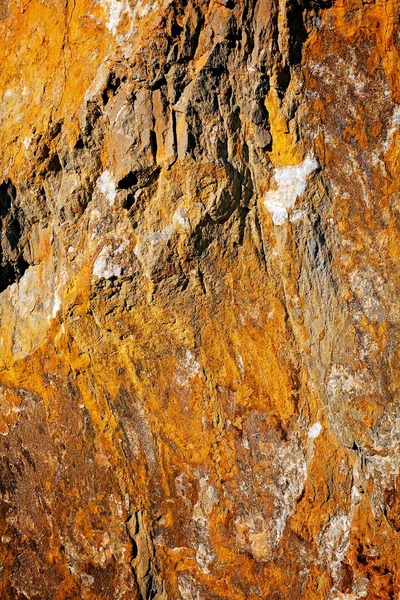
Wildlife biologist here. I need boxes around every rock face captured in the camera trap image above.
[0,0,399,598]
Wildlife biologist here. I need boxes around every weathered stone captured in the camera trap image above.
[0,0,399,598]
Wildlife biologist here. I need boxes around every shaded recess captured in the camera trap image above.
[0,180,29,293]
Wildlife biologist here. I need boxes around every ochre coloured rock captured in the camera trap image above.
[0,0,399,598]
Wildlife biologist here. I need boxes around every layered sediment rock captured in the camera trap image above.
[0,0,399,598]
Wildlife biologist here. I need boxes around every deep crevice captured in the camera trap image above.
[0,180,31,293]
[0,180,16,217]
[0,256,29,293]
[118,171,138,190]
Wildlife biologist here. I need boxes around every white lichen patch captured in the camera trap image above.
[290,207,308,222]
[99,0,162,38]
[178,573,204,600]
[236,354,245,378]
[93,243,126,280]
[306,421,323,464]
[172,207,190,231]
[11,266,49,319]
[144,225,174,246]
[136,1,156,17]
[101,0,127,35]
[308,421,322,439]
[52,291,62,318]
[273,444,307,544]
[176,349,201,387]
[195,542,215,574]
[347,65,365,95]
[184,349,200,378]
[264,154,319,225]
[383,105,400,153]
[90,208,102,221]
[327,365,358,396]
[318,513,351,581]
[96,170,117,206]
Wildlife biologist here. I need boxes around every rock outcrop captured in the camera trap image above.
[0,0,399,598]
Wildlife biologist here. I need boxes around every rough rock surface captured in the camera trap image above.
[0,0,399,598]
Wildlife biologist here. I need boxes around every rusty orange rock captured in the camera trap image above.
[0,0,399,598]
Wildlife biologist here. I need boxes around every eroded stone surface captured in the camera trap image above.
[0,0,399,598]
